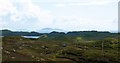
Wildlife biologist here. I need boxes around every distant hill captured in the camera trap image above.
[48,31,118,40]
[0,29,42,36]
[0,29,118,40]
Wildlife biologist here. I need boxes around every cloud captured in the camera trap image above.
[54,0,119,7]
[56,4,65,7]
[30,0,119,3]
[0,0,118,32]
[0,18,6,29]
[52,15,118,31]
[0,0,16,16]
[0,0,54,30]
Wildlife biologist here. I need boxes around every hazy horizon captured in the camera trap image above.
[0,28,118,33]
[0,0,119,33]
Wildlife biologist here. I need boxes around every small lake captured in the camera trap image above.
[22,36,40,39]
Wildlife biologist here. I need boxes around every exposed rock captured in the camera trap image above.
[19,47,22,49]
[41,46,48,49]
[4,50,10,54]
[62,44,67,47]
[12,49,16,52]
[32,55,34,58]
[11,57,15,59]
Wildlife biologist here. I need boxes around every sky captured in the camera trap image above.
[0,0,119,32]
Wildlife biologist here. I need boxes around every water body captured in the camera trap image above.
[22,36,40,39]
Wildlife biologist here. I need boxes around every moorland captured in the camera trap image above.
[1,30,120,63]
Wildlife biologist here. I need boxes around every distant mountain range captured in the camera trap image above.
[38,28,67,33]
